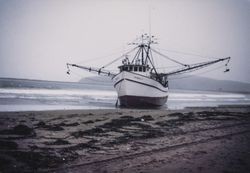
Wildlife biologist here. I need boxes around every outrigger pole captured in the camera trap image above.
[66,36,231,80]
[66,63,116,77]
[67,56,231,79]
[161,57,231,77]
[66,46,139,78]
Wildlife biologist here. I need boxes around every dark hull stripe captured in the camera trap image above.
[114,78,124,88]
[113,71,166,87]
[119,95,168,107]
[114,78,168,93]
[112,71,159,84]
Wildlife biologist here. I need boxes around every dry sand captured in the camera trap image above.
[0,105,250,173]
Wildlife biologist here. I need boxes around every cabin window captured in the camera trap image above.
[124,66,128,71]
[143,67,146,72]
[129,66,133,71]
[134,66,138,71]
[139,67,142,72]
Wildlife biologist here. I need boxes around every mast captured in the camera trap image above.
[141,45,144,65]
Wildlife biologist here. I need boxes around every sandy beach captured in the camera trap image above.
[0,105,250,173]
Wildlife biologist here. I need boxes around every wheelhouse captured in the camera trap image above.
[118,65,150,73]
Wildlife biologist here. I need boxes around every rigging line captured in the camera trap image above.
[149,48,154,66]
[154,47,187,68]
[143,46,159,78]
[72,73,111,86]
[132,47,142,64]
[168,64,226,81]
[155,65,182,69]
[190,63,226,76]
[75,47,132,65]
[165,57,230,76]
[157,47,218,60]
[101,46,138,68]
[152,48,159,70]
[151,48,188,67]
[154,47,189,66]
[68,69,85,78]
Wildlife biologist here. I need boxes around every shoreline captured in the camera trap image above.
[1,104,250,113]
[0,105,250,172]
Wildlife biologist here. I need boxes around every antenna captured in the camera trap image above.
[148,0,152,38]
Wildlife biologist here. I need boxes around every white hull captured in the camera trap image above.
[112,71,168,107]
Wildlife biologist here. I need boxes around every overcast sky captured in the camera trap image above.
[0,0,249,83]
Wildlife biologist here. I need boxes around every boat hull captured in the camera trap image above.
[119,95,168,107]
[112,71,168,107]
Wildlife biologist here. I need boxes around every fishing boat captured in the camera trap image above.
[66,34,230,107]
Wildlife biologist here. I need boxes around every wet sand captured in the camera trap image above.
[0,105,250,173]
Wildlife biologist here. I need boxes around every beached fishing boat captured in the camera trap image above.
[66,34,230,107]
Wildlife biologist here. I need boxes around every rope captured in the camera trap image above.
[157,47,218,60]
[75,47,132,65]
[155,65,182,69]
[101,46,138,69]
[168,64,226,80]
[151,48,188,67]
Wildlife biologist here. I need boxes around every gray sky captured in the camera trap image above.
[0,0,249,83]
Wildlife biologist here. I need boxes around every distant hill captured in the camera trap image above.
[0,77,112,90]
[0,77,84,89]
[169,75,250,93]
[80,75,250,93]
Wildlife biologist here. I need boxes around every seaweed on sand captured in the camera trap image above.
[0,150,64,172]
[71,127,106,138]
[70,115,160,146]
[0,140,18,150]
[0,124,36,137]
[35,121,64,131]
[44,139,70,145]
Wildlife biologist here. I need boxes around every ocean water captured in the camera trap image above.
[0,87,249,112]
